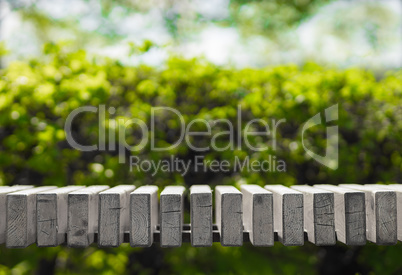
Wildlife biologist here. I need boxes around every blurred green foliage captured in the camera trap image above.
[229,0,333,37]
[0,43,401,274]
[0,42,400,187]
[7,0,336,41]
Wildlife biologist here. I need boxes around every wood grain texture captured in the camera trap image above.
[67,186,109,247]
[215,186,243,247]
[241,184,273,246]
[315,185,366,245]
[374,184,402,241]
[0,186,33,244]
[160,186,185,247]
[130,186,159,247]
[264,185,304,246]
[190,185,213,247]
[291,185,336,246]
[339,184,397,245]
[98,185,136,247]
[6,186,56,248]
[37,186,84,247]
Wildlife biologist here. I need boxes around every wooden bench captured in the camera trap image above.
[0,184,399,248]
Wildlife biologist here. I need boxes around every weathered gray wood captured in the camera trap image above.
[264,185,304,246]
[160,186,185,247]
[98,185,136,247]
[374,184,402,241]
[67,185,109,247]
[339,184,397,245]
[130,185,159,247]
[190,185,213,247]
[315,185,366,245]
[37,186,84,247]
[215,186,243,247]
[291,185,336,246]
[0,186,33,244]
[241,184,273,246]
[6,186,56,248]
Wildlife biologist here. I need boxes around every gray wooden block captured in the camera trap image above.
[264,185,304,246]
[190,185,213,247]
[0,186,33,244]
[241,184,273,246]
[130,185,159,247]
[98,185,136,247]
[215,186,243,247]
[67,185,109,247]
[374,184,402,241]
[160,186,185,247]
[6,186,56,248]
[37,186,84,247]
[315,185,366,245]
[339,184,397,245]
[291,185,336,246]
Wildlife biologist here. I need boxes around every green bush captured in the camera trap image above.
[0,43,401,274]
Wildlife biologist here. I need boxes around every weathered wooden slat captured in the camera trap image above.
[98,185,136,247]
[315,185,366,245]
[241,184,274,246]
[339,184,397,245]
[264,185,304,246]
[374,184,402,241]
[37,186,84,247]
[160,186,185,247]
[130,185,159,247]
[6,186,56,248]
[215,186,243,246]
[0,186,33,244]
[67,185,109,247]
[190,185,213,247]
[291,185,336,246]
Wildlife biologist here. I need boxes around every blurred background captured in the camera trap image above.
[1,0,401,69]
[0,0,401,274]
